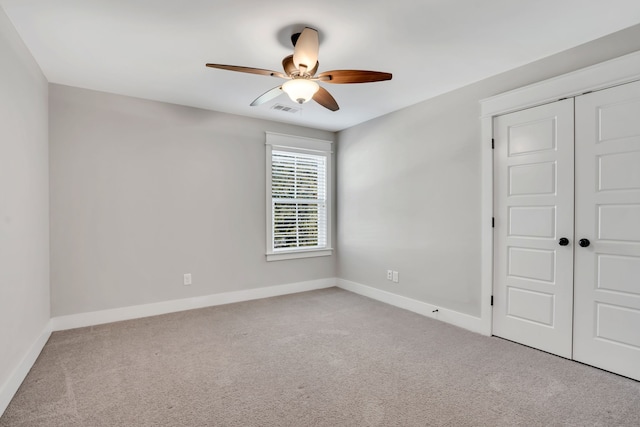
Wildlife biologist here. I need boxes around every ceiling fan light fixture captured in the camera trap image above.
[282,78,319,104]
[206,26,391,112]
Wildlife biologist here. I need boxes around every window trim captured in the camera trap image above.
[265,132,333,262]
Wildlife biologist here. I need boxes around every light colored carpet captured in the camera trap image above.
[1,287,639,426]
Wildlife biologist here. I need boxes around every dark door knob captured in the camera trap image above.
[579,238,590,247]
[558,238,569,246]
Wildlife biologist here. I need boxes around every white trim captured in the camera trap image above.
[337,279,488,336]
[480,116,494,336]
[51,278,337,331]
[266,248,333,261]
[481,50,640,117]
[266,142,273,257]
[479,49,640,340]
[269,145,332,156]
[265,132,333,260]
[0,321,52,417]
[265,131,333,152]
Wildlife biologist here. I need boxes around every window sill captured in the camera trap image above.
[266,248,333,262]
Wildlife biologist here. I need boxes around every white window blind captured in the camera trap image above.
[271,150,327,251]
[266,132,332,261]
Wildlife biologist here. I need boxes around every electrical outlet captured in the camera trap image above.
[183,273,192,286]
[387,270,393,280]
[392,271,399,283]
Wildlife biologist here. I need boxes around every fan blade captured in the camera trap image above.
[309,61,319,77]
[282,55,296,76]
[313,86,339,111]
[250,86,283,106]
[206,63,286,79]
[317,70,392,84]
[293,27,319,71]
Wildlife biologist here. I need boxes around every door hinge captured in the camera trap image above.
[491,295,494,306]
[492,217,495,228]
[491,138,494,149]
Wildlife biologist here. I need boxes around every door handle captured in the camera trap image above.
[579,238,590,247]
[558,237,570,246]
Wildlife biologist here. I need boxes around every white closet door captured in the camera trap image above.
[493,99,575,358]
[574,80,640,380]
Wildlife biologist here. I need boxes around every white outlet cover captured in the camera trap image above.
[387,270,393,280]
[183,273,192,285]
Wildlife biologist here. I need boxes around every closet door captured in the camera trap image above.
[573,80,640,380]
[493,99,575,358]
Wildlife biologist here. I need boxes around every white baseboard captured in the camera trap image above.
[0,321,52,417]
[337,279,489,336]
[3,277,486,418]
[51,278,337,331]
[1,278,336,418]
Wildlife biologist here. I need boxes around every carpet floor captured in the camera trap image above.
[1,287,639,426]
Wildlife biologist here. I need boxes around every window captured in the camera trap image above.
[266,132,332,261]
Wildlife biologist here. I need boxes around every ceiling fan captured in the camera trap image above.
[205,27,392,112]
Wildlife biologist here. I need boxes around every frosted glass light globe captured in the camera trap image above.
[282,79,320,104]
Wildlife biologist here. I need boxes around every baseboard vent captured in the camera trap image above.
[271,104,300,114]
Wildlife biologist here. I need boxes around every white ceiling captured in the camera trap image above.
[3,1,640,132]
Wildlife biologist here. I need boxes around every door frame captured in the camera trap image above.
[478,50,640,336]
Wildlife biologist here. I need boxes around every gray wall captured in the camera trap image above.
[336,24,640,317]
[49,85,335,316]
[0,9,49,391]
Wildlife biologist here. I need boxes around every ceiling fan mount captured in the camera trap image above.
[206,27,392,111]
[290,32,302,47]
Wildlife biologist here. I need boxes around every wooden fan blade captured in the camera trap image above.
[206,63,286,79]
[250,86,284,106]
[313,86,339,111]
[282,55,296,76]
[317,70,392,84]
[309,61,319,77]
[293,27,319,71]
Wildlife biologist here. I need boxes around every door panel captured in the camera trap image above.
[597,254,640,295]
[508,247,556,282]
[509,206,556,238]
[598,151,640,190]
[507,287,555,325]
[507,117,557,155]
[574,79,640,381]
[598,97,640,141]
[493,99,575,358]
[596,304,640,347]
[508,162,556,195]
[598,204,640,241]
